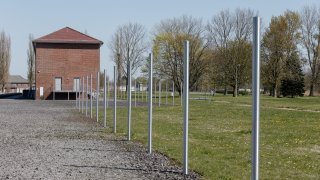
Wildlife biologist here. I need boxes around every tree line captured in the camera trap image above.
[2,6,319,97]
[0,31,11,93]
[109,5,320,97]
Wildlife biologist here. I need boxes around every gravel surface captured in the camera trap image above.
[0,99,200,179]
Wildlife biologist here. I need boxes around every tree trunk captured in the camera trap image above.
[224,86,227,95]
[235,82,238,97]
[309,83,314,97]
[273,85,277,98]
[233,85,237,97]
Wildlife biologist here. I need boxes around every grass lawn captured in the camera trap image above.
[96,94,320,179]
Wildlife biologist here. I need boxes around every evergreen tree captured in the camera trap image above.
[280,52,305,97]
[262,11,302,97]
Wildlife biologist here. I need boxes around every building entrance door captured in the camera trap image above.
[55,77,62,91]
[73,78,80,91]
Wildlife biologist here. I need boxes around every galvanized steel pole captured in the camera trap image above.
[104,69,107,128]
[76,80,78,107]
[79,78,81,112]
[127,52,132,141]
[135,80,137,107]
[158,80,161,107]
[90,74,93,118]
[107,81,109,108]
[172,81,175,106]
[181,81,183,107]
[252,16,260,180]
[86,75,88,117]
[82,77,84,114]
[139,84,141,102]
[114,66,117,133]
[166,82,168,105]
[183,40,189,175]
[148,53,153,154]
[96,72,99,123]
[154,79,156,103]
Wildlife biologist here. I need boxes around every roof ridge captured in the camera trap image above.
[63,27,102,42]
[33,27,103,45]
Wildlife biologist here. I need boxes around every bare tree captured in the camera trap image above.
[27,34,35,90]
[109,23,148,91]
[153,15,209,95]
[300,6,320,96]
[0,31,11,93]
[207,10,234,95]
[207,10,233,50]
[234,8,254,42]
[206,9,254,96]
[231,8,254,97]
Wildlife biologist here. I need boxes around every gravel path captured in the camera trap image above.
[0,99,199,179]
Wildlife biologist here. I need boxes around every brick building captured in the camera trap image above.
[33,27,103,100]
[4,75,29,93]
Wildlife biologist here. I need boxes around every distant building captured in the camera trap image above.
[3,75,29,93]
[33,27,103,100]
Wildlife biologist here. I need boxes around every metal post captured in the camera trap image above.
[77,81,79,107]
[154,79,157,103]
[82,77,84,114]
[252,16,260,180]
[183,40,189,175]
[79,78,81,112]
[135,80,137,107]
[90,74,93,118]
[148,53,153,154]
[159,80,161,107]
[139,84,141,102]
[137,83,139,102]
[181,81,183,107]
[127,52,132,141]
[166,82,168,105]
[235,64,238,97]
[76,80,78,107]
[114,66,117,133]
[120,80,122,99]
[172,81,175,106]
[104,69,107,128]
[96,72,99,123]
[107,80,109,108]
[86,75,88,117]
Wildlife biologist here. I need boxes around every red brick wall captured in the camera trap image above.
[35,43,100,100]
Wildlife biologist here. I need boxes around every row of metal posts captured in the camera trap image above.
[74,63,187,174]
[75,74,179,114]
[73,41,187,176]
[111,81,176,103]
[73,44,203,177]
[118,81,177,104]
[75,70,116,130]
[73,17,260,178]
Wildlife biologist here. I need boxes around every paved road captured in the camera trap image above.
[0,100,198,179]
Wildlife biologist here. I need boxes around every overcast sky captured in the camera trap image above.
[0,0,319,78]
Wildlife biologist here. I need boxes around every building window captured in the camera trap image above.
[73,78,80,91]
[55,77,62,91]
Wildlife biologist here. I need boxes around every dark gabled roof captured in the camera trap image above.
[33,27,103,46]
[8,75,28,84]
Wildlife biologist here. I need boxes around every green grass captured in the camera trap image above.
[96,94,320,179]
